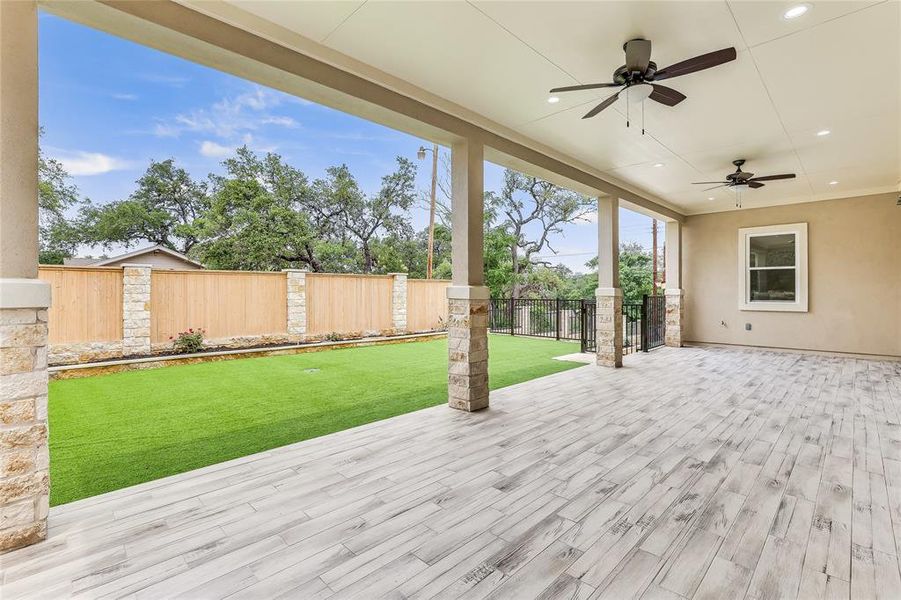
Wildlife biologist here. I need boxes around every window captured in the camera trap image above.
[738,223,808,312]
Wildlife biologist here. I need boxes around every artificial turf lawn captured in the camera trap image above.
[48,335,582,505]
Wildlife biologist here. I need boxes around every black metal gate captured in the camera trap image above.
[489,294,665,355]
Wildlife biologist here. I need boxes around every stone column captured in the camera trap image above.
[448,138,489,411]
[596,196,622,367]
[389,273,407,334]
[665,220,684,347]
[122,264,151,356]
[0,0,50,552]
[284,269,307,342]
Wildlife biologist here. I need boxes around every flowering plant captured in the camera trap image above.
[170,328,205,354]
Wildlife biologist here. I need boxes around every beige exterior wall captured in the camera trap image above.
[100,252,200,270]
[683,192,900,357]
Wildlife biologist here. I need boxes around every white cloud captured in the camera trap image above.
[261,116,299,128]
[56,151,131,176]
[112,93,138,101]
[199,141,234,158]
[140,74,190,87]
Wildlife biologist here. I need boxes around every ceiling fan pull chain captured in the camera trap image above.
[642,100,645,135]
[626,88,630,128]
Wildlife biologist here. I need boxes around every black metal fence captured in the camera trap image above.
[489,294,665,355]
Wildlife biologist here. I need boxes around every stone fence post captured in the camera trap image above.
[122,264,152,356]
[284,269,307,342]
[390,273,407,334]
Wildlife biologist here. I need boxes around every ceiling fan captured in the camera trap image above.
[549,39,737,127]
[694,159,796,207]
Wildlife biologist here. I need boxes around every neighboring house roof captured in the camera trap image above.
[65,245,205,269]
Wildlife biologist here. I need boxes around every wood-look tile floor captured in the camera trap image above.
[3,346,901,599]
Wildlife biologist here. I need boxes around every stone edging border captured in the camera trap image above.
[49,331,447,380]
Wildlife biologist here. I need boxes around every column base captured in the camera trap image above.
[447,286,489,411]
[1,279,51,552]
[665,289,684,348]
[595,287,623,368]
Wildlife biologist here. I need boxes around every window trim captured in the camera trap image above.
[738,222,808,312]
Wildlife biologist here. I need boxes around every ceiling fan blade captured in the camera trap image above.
[692,181,728,184]
[649,84,686,107]
[549,82,621,93]
[625,39,652,73]
[654,47,737,81]
[748,181,765,189]
[582,90,621,119]
[748,173,796,182]
[703,184,727,191]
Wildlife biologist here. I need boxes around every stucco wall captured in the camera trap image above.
[101,253,200,270]
[682,192,900,357]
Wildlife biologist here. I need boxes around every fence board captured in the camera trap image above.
[150,270,287,343]
[306,274,393,336]
[38,266,123,343]
[406,279,450,332]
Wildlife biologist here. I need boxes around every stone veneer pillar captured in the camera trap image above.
[447,286,489,412]
[284,269,307,342]
[596,288,623,367]
[390,273,407,334]
[665,289,684,347]
[122,264,152,356]
[0,300,51,551]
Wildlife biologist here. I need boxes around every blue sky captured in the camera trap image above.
[39,12,654,272]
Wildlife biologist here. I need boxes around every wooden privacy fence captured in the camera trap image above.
[39,266,123,344]
[306,274,394,336]
[150,270,287,343]
[36,265,451,364]
[406,279,450,332]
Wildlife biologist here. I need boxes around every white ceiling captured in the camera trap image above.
[221,0,900,214]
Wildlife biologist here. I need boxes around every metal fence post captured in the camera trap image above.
[555,298,561,340]
[641,294,649,352]
[579,300,586,352]
[509,298,515,336]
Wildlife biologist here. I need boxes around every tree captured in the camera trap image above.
[576,243,654,304]
[488,170,594,298]
[38,139,83,263]
[81,159,207,254]
[328,157,418,273]
[197,147,350,271]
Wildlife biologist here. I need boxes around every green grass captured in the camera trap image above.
[49,335,581,505]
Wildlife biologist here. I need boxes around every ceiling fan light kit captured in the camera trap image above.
[549,38,737,134]
[693,159,797,208]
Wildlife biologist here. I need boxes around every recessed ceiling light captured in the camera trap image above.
[828,180,839,185]
[653,163,665,168]
[707,197,715,201]
[783,4,810,19]
[547,96,560,104]
[816,129,831,136]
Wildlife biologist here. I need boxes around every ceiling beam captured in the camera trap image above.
[43,0,683,221]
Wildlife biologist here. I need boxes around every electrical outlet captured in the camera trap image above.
[745,323,752,331]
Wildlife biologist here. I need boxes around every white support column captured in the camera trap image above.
[389,273,407,334]
[596,196,622,367]
[122,264,152,356]
[664,220,684,347]
[447,138,489,412]
[0,0,51,552]
[283,269,307,342]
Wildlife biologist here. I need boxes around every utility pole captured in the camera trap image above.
[651,219,658,295]
[418,144,439,279]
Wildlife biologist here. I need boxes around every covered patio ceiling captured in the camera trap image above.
[184,0,900,215]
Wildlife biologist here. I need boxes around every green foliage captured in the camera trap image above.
[81,159,207,254]
[38,131,84,263]
[171,328,205,354]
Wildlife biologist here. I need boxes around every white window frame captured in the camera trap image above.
[738,222,808,312]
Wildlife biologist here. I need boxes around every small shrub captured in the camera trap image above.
[170,328,205,354]
[325,331,343,342]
